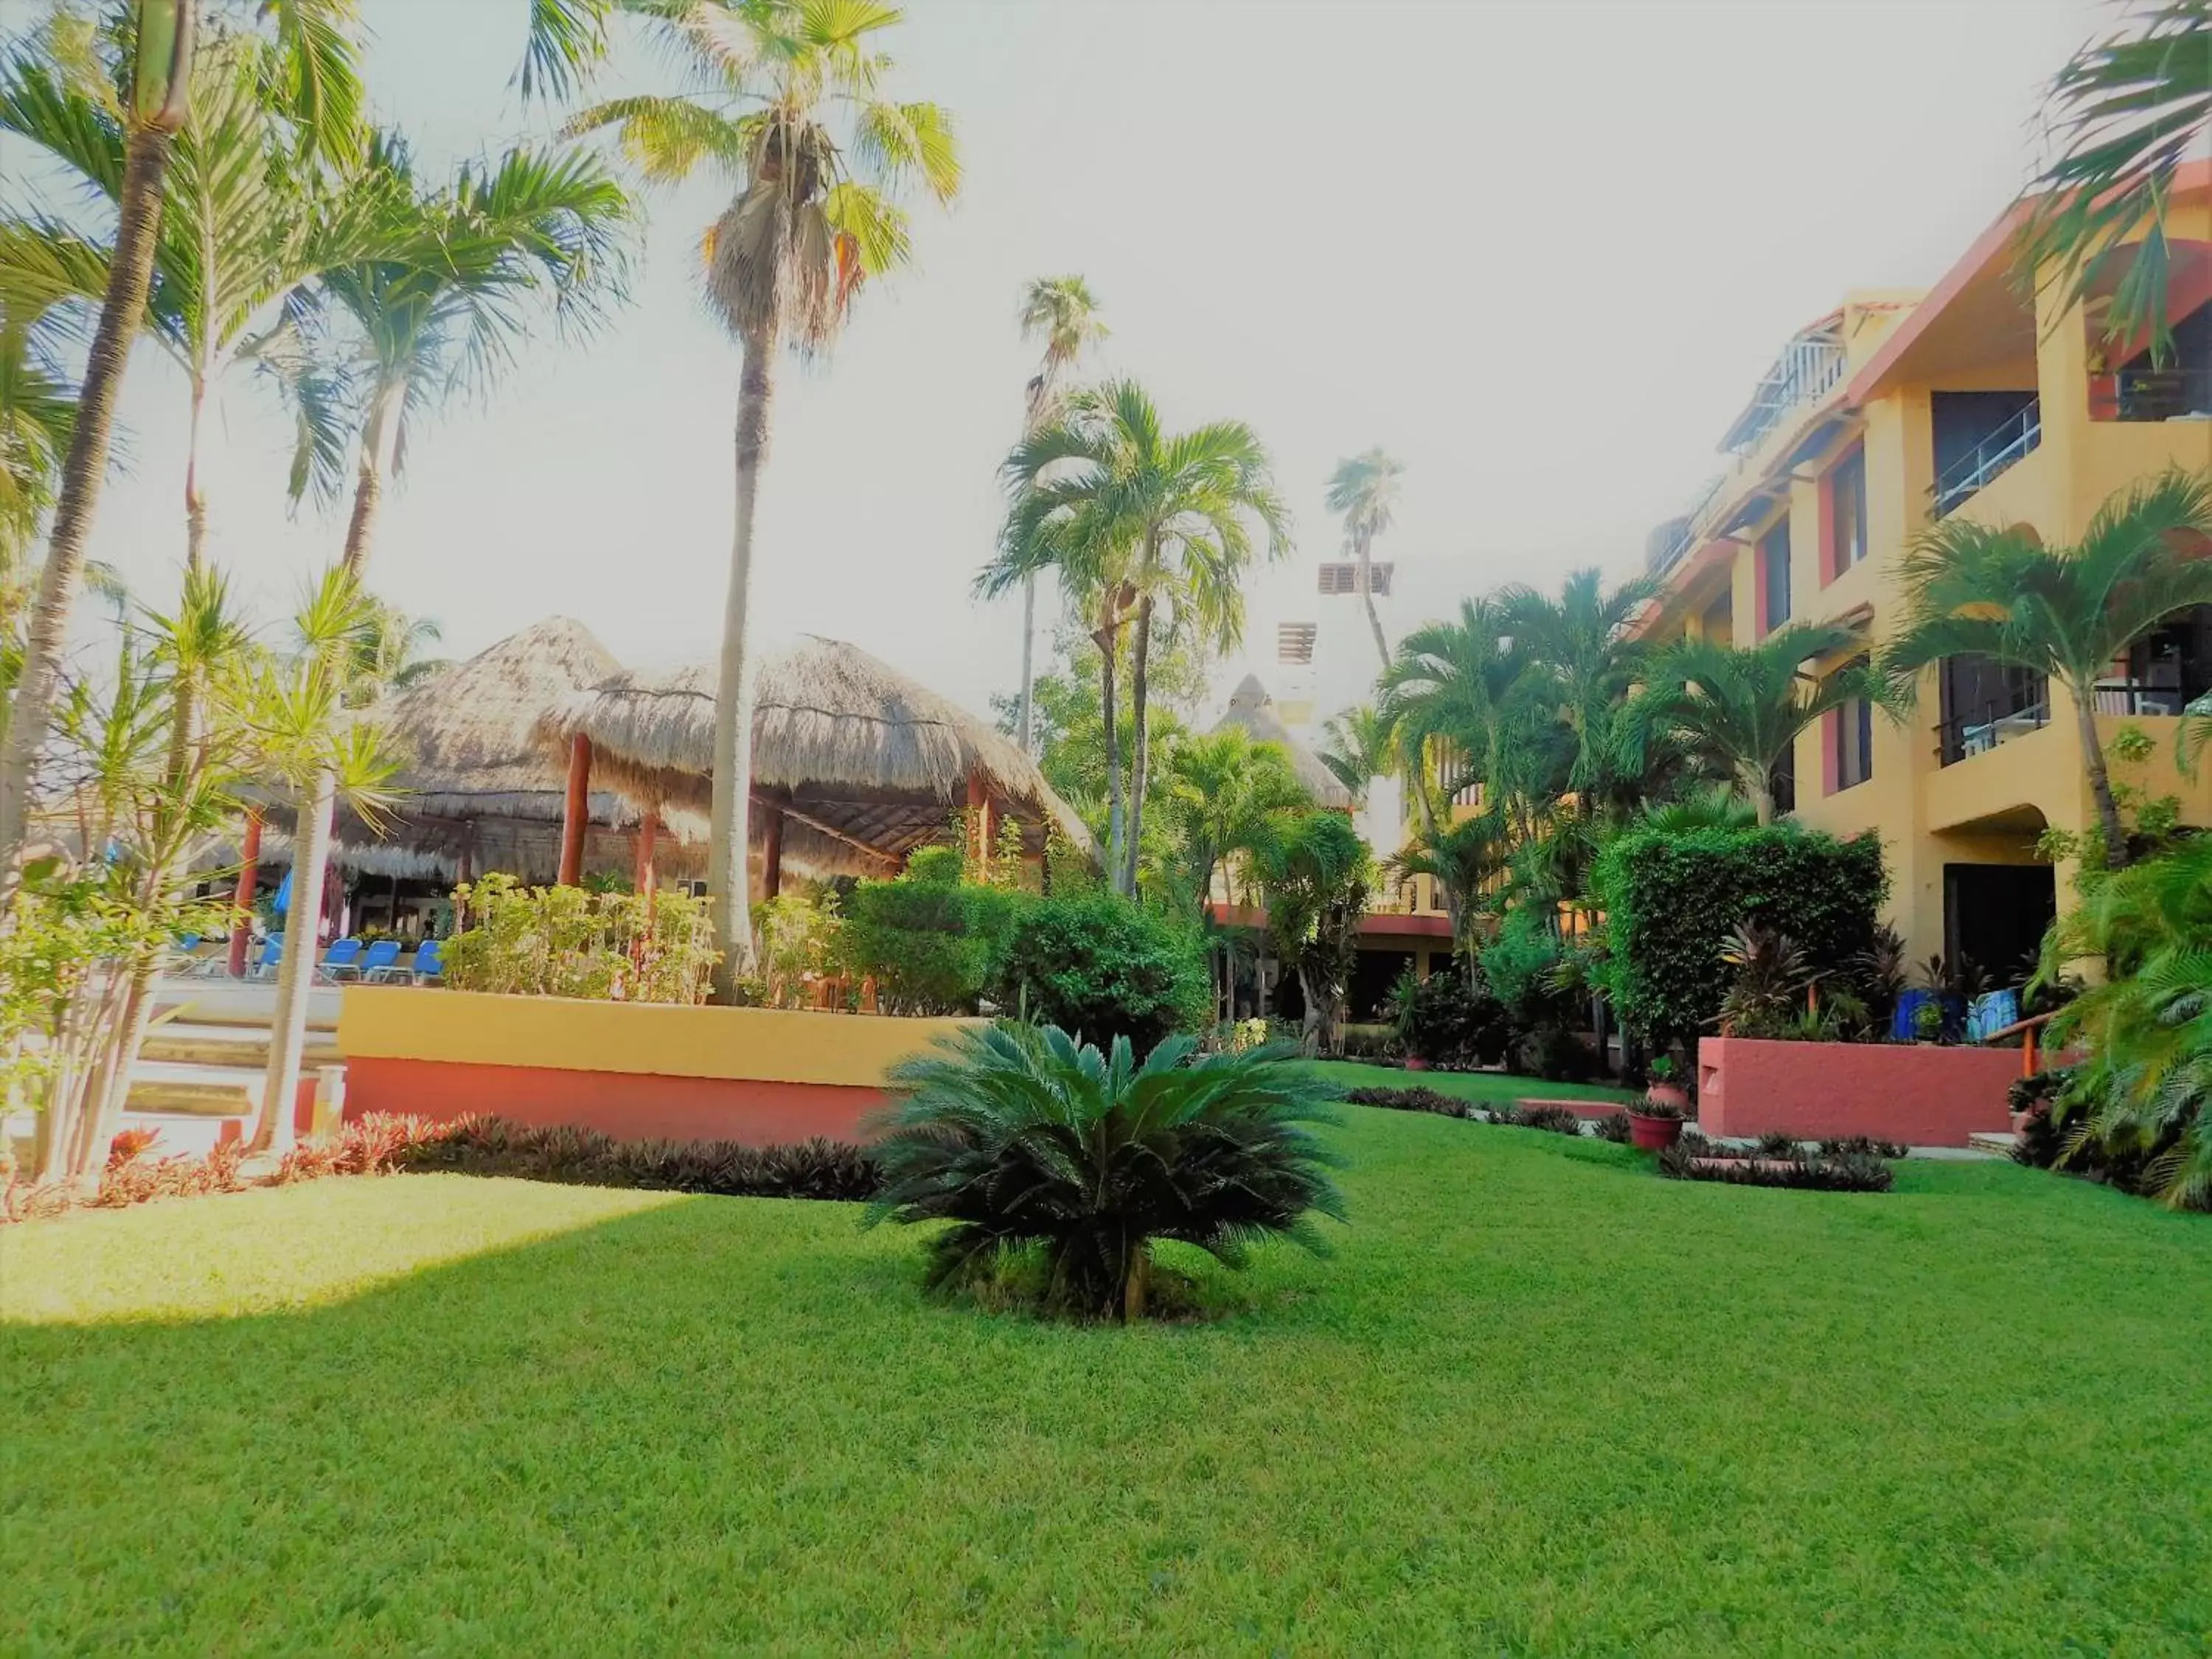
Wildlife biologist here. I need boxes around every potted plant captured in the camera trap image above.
[1644,1054,1689,1113]
[1627,1095,1686,1151]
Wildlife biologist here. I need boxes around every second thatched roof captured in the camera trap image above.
[539,635,1092,863]
[1211,674,1354,809]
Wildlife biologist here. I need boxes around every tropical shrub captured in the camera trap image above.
[1503,1103,1587,1137]
[1593,1110,1635,1144]
[868,1025,1346,1321]
[1590,825,1887,1049]
[1478,908,1590,1077]
[444,874,720,1004]
[840,856,1023,1016]
[1658,1130,1894,1192]
[1388,966,1514,1068]
[1343,1085,1473,1119]
[393,1116,880,1200]
[990,888,1211,1051]
[755,892,844,1009]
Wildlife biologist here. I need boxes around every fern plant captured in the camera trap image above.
[867,1024,1346,1321]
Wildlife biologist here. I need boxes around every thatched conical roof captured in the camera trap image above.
[539,636,1093,863]
[1211,675,1354,809]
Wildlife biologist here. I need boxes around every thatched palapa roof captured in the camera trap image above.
[540,636,1093,866]
[1211,674,1354,809]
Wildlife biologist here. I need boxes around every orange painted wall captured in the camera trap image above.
[344,1058,886,1146]
[1696,1037,2018,1146]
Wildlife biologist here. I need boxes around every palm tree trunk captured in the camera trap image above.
[1355,534,1390,670]
[1016,572,1037,755]
[257,768,335,1154]
[0,125,177,879]
[1122,594,1155,897]
[183,371,210,572]
[2072,685,2129,869]
[707,330,772,999]
[1746,768,1775,827]
[1096,600,1124,888]
[340,377,406,579]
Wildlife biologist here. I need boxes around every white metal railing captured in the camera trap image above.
[1934,400,2041,517]
[1646,475,1726,576]
[1723,332,1848,456]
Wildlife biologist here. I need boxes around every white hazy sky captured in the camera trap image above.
[10,0,2105,728]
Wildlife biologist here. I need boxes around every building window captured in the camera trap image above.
[1761,520,1792,633]
[1830,446,1867,574]
[1833,655,1874,791]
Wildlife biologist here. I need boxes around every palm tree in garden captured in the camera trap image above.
[0,317,74,626]
[1638,621,1885,825]
[0,0,201,879]
[1161,725,1309,908]
[1879,468,2212,869]
[988,380,1289,895]
[1380,597,1525,835]
[1315,702,1398,813]
[1495,567,1660,805]
[318,135,633,577]
[2019,0,2212,364]
[1012,274,1106,756]
[563,0,959,998]
[1258,808,1371,1056]
[1324,448,1402,671]
[1387,807,1511,983]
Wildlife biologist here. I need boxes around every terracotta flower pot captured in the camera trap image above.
[1403,1057,1431,1073]
[1628,1110,1686,1151]
[1644,1082,1690,1113]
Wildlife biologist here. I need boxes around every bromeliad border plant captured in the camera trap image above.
[867,1023,1347,1322]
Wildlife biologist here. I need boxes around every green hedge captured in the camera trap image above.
[840,858,1022,1015]
[1590,825,1888,1049]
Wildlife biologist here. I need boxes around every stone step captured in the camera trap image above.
[150,981,341,1032]
[140,1023,340,1069]
[125,1062,261,1116]
[1966,1130,2019,1157]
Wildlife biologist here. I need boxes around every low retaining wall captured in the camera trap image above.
[1695,1036,2020,1147]
[337,987,980,1146]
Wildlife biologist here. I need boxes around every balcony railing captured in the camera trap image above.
[1934,400,2041,517]
[1722,333,1848,457]
[1645,476,1725,577]
[1938,692,2050,766]
[2090,366,2212,422]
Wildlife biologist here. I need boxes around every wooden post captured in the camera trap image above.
[634,812,659,897]
[228,810,261,978]
[388,871,400,932]
[761,800,785,900]
[2023,1022,2040,1077]
[558,734,591,886]
[965,769,988,873]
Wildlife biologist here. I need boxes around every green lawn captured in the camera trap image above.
[4,1112,2208,1654]
[1305,1057,1638,1104]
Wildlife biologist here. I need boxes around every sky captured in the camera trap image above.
[7,0,2109,732]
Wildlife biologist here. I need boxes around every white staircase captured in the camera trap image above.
[132,981,343,1119]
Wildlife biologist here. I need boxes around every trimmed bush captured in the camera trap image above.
[1388,967,1514,1068]
[1658,1130,1894,1192]
[841,858,1024,1016]
[1590,825,1888,1049]
[393,1116,881,1200]
[990,888,1211,1052]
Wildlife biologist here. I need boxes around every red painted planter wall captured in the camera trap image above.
[344,1058,887,1147]
[1696,1036,2019,1146]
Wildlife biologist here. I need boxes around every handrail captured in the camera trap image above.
[1934,400,2042,516]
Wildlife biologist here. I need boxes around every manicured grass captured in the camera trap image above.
[1306,1057,1638,1103]
[5,1114,2209,1654]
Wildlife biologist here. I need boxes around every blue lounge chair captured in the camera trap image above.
[321,938,364,980]
[253,937,284,981]
[359,939,406,982]
[410,939,445,984]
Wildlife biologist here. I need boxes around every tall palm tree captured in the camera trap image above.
[319,135,632,577]
[565,0,959,998]
[0,316,74,622]
[1315,702,1395,813]
[1637,622,1883,825]
[987,380,1290,894]
[0,0,199,880]
[1324,448,1402,671]
[2019,0,2212,364]
[1012,274,1105,756]
[1161,724,1310,908]
[1880,467,2212,868]
[1380,597,1525,835]
[1387,807,1511,984]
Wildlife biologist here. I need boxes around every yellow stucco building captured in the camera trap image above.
[1638,162,2212,978]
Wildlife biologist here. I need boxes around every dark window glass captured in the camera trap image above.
[1834,655,1874,790]
[1832,448,1867,571]
[1761,520,1792,631]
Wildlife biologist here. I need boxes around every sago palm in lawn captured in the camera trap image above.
[1012,274,1106,756]
[1879,467,2212,868]
[1639,622,1885,826]
[1324,447,1403,672]
[986,380,1290,896]
[563,0,959,995]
